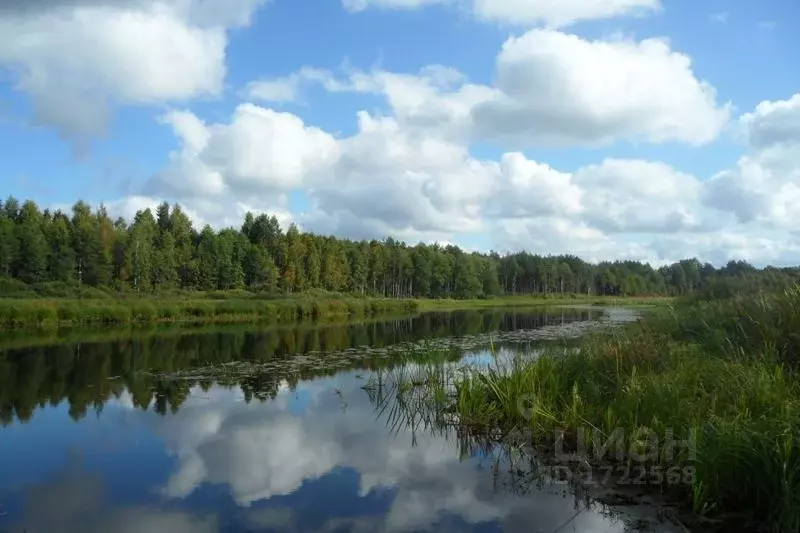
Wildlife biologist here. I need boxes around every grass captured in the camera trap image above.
[0,296,419,330]
[0,286,671,330]
[414,294,672,312]
[381,286,800,532]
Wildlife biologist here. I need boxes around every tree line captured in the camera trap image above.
[1,197,797,298]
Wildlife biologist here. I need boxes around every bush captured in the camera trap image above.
[32,281,80,298]
[0,277,33,296]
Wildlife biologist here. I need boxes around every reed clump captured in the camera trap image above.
[0,296,418,329]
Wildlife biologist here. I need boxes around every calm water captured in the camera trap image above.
[0,307,677,533]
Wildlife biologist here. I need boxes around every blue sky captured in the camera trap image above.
[1,0,799,266]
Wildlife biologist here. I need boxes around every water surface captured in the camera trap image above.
[0,307,678,533]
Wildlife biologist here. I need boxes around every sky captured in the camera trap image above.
[0,0,798,267]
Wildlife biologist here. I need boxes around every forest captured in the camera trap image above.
[1,196,798,299]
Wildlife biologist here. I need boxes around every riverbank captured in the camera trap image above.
[393,287,800,531]
[415,294,672,311]
[0,296,419,329]
[0,292,669,330]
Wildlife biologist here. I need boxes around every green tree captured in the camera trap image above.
[244,243,278,290]
[0,199,18,277]
[152,231,178,289]
[196,226,218,291]
[481,257,501,297]
[14,201,49,283]
[411,245,433,297]
[453,253,481,299]
[322,239,349,292]
[45,212,76,282]
[304,237,322,289]
[281,224,305,292]
[216,229,246,290]
[95,204,115,286]
[169,205,196,288]
[125,209,157,292]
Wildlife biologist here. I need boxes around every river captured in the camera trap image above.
[0,306,683,533]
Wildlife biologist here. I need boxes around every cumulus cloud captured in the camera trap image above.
[135,103,335,228]
[703,93,800,228]
[485,153,582,219]
[472,30,730,146]
[573,159,707,233]
[285,31,729,147]
[0,0,267,147]
[127,99,751,264]
[302,111,495,237]
[88,19,793,269]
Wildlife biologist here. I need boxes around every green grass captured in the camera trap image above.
[0,289,671,329]
[0,296,419,329]
[385,287,800,532]
[414,294,672,312]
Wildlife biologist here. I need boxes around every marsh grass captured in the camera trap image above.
[382,286,800,531]
[415,294,672,312]
[0,296,418,329]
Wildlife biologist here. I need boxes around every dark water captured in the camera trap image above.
[0,307,675,533]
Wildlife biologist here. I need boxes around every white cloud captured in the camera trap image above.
[492,216,658,263]
[649,230,800,268]
[486,152,582,219]
[472,30,730,146]
[0,0,267,147]
[348,67,499,141]
[244,67,337,104]
[472,0,661,27]
[141,104,337,220]
[343,0,661,28]
[298,30,729,147]
[342,0,447,12]
[122,92,786,265]
[703,94,800,229]
[92,40,793,268]
[301,111,495,238]
[200,104,339,192]
[741,94,800,150]
[573,159,707,233]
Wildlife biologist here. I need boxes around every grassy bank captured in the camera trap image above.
[391,287,800,531]
[0,296,418,330]
[415,294,672,312]
[0,290,670,330]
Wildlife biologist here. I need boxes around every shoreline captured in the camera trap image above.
[0,294,670,330]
